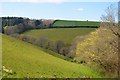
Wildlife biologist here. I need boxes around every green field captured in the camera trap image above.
[0,34,2,78]
[23,28,96,45]
[2,34,103,78]
[52,20,100,27]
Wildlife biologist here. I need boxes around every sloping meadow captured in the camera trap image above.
[2,34,102,78]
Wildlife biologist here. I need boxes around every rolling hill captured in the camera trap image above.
[2,34,102,78]
[23,28,96,45]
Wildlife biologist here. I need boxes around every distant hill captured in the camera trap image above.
[2,17,100,35]
[2,34,102,78]
[52,20,100,28]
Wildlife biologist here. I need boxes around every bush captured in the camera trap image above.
[10,33,20,38]
[54,40,65,53]
[19,34,35,43]
[60,47,70,56]
[35,36,48,48]
[75,28,118,76]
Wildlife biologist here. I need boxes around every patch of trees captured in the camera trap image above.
[2,17,25,27]
[2,17,54,35]
[41,19,54,28]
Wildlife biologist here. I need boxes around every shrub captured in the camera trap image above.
[60,47,69,56]
[35,36,48,48]
[10,33,20,38]
[54,40,65,53]
[75,28,118,76]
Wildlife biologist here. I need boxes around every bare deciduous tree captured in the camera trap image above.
[100,4,120,38]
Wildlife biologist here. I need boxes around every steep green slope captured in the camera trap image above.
[23,28,95,45]
[2,34,102,78]
[0,34,2,78]
[53,20,100,27]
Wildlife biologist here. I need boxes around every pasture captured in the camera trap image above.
[2,34,102,78]
[23,28,96,45]
[52,20,100,27]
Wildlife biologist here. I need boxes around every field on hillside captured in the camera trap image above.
[23,28,96,45]
[52,20,100,27]
[0,34,2,78]
[2,34,103,78]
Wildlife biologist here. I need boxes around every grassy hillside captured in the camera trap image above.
[23,28,96,45]
[52,20,100,27]
[0,34,2,78]
[2,34,102,78]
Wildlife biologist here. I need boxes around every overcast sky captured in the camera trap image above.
[0,0,118,21]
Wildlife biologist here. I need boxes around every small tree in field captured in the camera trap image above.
[60,47,69,56]
[100,4,120,37]
[54,40,65,53]
[35,36,48,48]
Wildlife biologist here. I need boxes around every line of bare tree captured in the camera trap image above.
[11,34,72,59]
